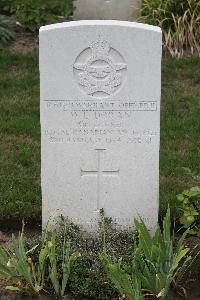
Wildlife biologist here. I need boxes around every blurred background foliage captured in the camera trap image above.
[0,0,199,57]
[0,14,15,48]
[0,0,74,32]
[139,0,200,57]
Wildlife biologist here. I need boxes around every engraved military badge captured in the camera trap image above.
[73,39,127,98]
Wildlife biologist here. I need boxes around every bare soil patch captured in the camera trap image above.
[8,29,38,54]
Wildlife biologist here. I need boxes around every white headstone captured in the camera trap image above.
[74,0,141,21]
[40,20,162,231]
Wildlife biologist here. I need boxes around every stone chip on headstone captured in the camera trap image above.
[39,20,162,231]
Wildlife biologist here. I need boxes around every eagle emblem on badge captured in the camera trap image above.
[73,39,127,98]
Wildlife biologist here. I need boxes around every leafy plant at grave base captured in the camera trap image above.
[0,219,80,297]
[47,222,80,297]
[66,214,134,299]
[0,221,47,294]
[101,208,191,300]
[139,0,200,57]
[0,15,15,48]
[176,186,200,235]
[10,0,74,32]
[101,253,143,300]
[132,209,192,299]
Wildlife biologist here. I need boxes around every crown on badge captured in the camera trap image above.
[91,39,110,56]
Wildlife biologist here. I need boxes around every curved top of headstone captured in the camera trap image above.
[40,20,161,33]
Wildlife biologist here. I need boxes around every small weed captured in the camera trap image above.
[176,186,200,235]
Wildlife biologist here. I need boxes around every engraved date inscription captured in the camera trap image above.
[45,128,158,145]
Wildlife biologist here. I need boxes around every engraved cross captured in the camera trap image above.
[81,149,119,211]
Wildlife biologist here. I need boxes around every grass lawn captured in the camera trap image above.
[0,50,200,225]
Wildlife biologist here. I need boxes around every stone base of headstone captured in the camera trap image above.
[73,0,141,21]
